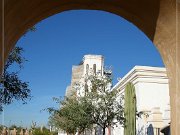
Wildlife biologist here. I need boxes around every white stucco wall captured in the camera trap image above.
[111,66,170,135]
[136,82,169,114]
[77,55,104,97]
[83,54,104,76]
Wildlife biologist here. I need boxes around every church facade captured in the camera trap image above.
[111,66,170,135]
[65,54,105,97]
[63,55,170,135]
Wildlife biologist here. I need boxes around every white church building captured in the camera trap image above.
[62,54,170,135]
[66,54,105,97]
[111,66,170,135]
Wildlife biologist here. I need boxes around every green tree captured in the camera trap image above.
[0,26,36,111]
[124,82,136,135]
[32,126,54,135]
[48,73,124,135]
[30,121,56,135]
[82,74,124,135]
[0,125,5,133]
[0,46,31,111]
[48,97,93,135]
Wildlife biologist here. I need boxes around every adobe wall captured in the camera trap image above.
[0,0,179,134]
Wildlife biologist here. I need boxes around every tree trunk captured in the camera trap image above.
[103,127,106,135]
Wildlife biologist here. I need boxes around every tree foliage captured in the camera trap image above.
[32,127,55,135]
[30,120,57,135]
[0,46,31,111]
[0,26,36,111]
[48,97,93,134]
[81,74,124,135]
[48,73,124,135]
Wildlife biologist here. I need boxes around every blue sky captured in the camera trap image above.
[1,10,164,128]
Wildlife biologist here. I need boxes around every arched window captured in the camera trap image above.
[86,64,89,75]
[93,64,96,75]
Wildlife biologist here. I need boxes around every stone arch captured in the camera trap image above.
[1,0,160,64]
[0,0,179,134]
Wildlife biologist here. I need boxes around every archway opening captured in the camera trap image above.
[1,9,169,135]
